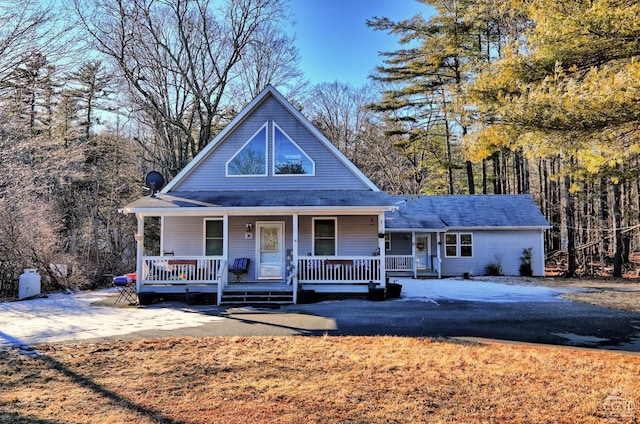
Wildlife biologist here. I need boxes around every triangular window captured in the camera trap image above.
[227,123,268,176]
[273,123,314,175]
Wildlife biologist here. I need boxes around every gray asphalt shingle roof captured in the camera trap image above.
[125,190,548,231]
[386,194,549,229]
[124,190,395,210]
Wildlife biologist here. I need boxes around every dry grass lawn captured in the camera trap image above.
[1,336,639,423]
[481,276,640,314]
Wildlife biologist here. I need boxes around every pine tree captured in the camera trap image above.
[470,0,640,276]
[368,0,520,194]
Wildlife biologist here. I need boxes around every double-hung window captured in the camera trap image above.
[204,219,223,256]
[444,233,473,258]
[313,218,336,255]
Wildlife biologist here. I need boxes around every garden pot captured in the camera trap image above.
[297,289,317,304]
[386,282,402,299]
[368,287,385,301]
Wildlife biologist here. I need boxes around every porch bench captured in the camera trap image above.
[325,259,353,266]
[168,259,198,266]
[143,281,218,286]
[147,259,215,281]
[302,281,379,286]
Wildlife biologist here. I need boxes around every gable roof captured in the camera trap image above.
[386,194,550,230]
[163,85,380,192]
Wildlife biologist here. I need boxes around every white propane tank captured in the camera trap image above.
[19,269,41,300]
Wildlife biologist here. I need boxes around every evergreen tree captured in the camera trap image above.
[470,0,640,276]
[368,0,499,194]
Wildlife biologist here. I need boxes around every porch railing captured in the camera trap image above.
[140,256,224,286]
[385,255,414,272]
[298,256,381,284]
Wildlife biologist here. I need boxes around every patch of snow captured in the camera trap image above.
[0,289,224,350]
[551,332,610,346]
[396,277,568,303]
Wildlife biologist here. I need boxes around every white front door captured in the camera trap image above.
[415,233,431,271]
[256,222,284,280]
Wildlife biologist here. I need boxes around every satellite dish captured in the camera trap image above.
[145,171,165,197]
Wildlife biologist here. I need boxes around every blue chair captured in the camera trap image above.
[229,258,250,283]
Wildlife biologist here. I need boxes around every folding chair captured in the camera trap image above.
[113,275,138,305]
[229,258,250,283]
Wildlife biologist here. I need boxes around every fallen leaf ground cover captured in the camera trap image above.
[1,336,638,423]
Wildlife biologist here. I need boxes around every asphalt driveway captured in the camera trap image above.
[2,279,640,352]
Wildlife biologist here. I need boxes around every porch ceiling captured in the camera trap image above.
[123,190,395,214]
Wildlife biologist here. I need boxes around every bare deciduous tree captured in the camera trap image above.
[74,0,294,177]
[233,21,307,105]
[306,82,377,167]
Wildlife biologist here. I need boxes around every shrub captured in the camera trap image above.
[485,252,503,276]
[485,261,503,276]
[519,248,533,276]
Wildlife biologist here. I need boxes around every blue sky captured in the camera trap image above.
[288,0,432,86]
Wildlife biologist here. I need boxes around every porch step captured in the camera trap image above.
[220,289,294,305]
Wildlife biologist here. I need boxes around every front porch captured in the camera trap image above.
[385,254,439,278]
[136,255,385,305]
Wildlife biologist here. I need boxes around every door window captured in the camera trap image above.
[257,223,284,279]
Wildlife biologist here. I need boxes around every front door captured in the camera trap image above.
[415,233,431,271]
[256,222,284,280]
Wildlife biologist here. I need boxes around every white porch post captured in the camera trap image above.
[378,213,386,286]
[218,213,229,305]
[538,228,545,277]
[135,213,144,293]
[292,213,299,303]
[437,232,442,278]
[412,232,417,279]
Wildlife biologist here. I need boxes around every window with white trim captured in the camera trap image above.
[204,219,223,256]
[273,123,314,175]
[226,123,268,176]
[313,218,336,255]
[444,233,473,258]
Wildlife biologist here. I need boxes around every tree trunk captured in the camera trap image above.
[492,152,501,194]
[466,160,475,194]
[613,182,623,277]
[482,158,487,194]
[564,171,576,276]
[599,177,609,271]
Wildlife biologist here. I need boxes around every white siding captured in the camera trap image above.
[439,230,545,277]
[162,216,208,256]
[298,215,380,256]
[227,215,293,281]
[337,216,380,256]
